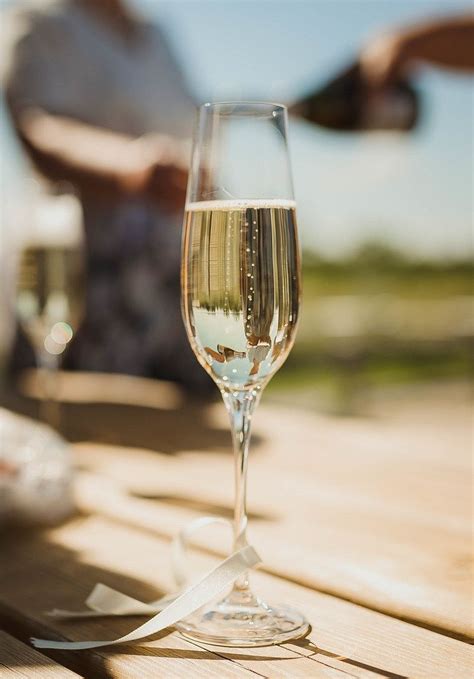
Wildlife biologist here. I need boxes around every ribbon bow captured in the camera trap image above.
[31,516,261,650]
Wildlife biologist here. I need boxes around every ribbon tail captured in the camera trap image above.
[86,583,167,615]
[46,584,166,619]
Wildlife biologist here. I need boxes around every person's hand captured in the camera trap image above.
[118,134,188,212]
[144,161,188,212]
[118,163,187,212]
[359,31,411,88]
[360,16,474,89]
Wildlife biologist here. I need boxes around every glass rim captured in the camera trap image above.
[199,101,287,116]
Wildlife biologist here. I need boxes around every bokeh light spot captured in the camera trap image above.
[44,334,66,355]
[50,322,73,345]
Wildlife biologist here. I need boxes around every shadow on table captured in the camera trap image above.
[0,525,407,679]
[0,522,291,676]
[61,400,233,455]
[0,521,165,679]
[1,370,263,455]
[291,636,409,679]
[110,628,409,678]
[129,491,271,522]
[112,635,298,660]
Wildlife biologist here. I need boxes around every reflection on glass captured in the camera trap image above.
[183,200,299,388]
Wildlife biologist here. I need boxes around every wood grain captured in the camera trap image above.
[2,373,472,677]
[0,514,471,679]
[0,631,80,677]
[71,391,472,639]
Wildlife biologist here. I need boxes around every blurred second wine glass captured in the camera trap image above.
[15,192,84,427]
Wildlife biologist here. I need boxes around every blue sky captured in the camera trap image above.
[142,0,473,258]
[2,0,473,258]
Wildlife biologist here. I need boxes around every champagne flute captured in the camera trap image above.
[179,102,308,646]
[16,194,84,428]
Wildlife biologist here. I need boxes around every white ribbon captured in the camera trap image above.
[31,517,261,651]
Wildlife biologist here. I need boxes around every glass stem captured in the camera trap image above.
[222,386,261,597]
[37,348,60,430]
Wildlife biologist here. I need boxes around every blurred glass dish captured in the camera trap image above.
[0,408,74,525]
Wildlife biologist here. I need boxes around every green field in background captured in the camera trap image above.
[301,243,473,297]
[266,244,473,412]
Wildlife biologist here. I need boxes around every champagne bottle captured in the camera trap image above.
[291,61,419,131]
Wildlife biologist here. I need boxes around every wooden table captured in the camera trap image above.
[1,373,472,678]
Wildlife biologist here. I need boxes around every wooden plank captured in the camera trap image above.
[71,386,472,639]
[4,373,472,637]
[0,631,80,678]
[0,515,471,679]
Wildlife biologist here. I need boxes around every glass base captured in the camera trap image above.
[176,589,309,647]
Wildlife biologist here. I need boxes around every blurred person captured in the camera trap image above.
[3,0,212,393]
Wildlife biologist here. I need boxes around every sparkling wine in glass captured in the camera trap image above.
[179,102,309,646]
[16,194,84,428]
